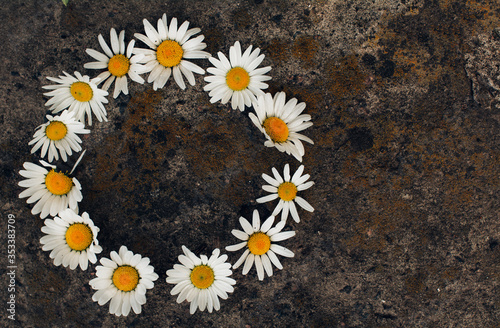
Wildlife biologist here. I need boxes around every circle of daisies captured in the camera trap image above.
[18,13,315,316]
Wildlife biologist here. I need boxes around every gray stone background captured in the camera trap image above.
[1,0,500,327]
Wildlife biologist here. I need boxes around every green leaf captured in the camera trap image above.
[62,0,69,6]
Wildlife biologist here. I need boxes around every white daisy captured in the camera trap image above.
[42,71,109,126]
[89,245,159,317]
[203,41,272,111]
[40,208,102,270]
[18,160,82,219]
[84,28,145,98]
[256,164,314,223]
[225,210,295,281]
[249,92,314,162]
[166,246,236,314]
[133,13,210,90]
[28,110,90,162]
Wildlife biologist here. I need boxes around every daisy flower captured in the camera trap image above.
[89,245,159,317]
[40,208,102,270]
[18,160,82,219]
[225,210,295,281]
[133,13,210,90]
[28,110,90,162]
[84,28,145,98]
[166,246,236,314]
[203,41,272,111]
[42,71,109,126]
[249,92,314,162]
[256,164,314,223]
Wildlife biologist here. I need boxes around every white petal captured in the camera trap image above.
[225,242,247,252]
[231,229,249,241]
[270,244,294,258]
[260,216,275,233]
[110,28,120,54]
[270,231,296,242]
[261,173,280,187]
[232,249,249,269]
[262,185,278,193]
[289,201,301,223]
[283,164,290,181]
[261,254,273,277]
[86,48,109,62]
[254,255,264,280]
[242,253,255,275]
[267,250,283,270]
[256,193,279,203]
[239,217,254,235]
[98,34,113,58]
[252,210,261,231]
[295,196,314,212]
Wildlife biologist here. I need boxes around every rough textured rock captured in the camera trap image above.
[1,0,499,327]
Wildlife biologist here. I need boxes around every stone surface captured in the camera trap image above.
[1,0,500,327]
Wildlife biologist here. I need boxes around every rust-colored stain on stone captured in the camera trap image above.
[405,273,427,295]
[292,35,320,68]
[266,38,290,64]
[231,8,253,30]
[123,90,188,171]
[91,89,180,191]
[184,118,240,177]
[345,193,412,252]
[365,0,500,90]
[88,89,191,222]
[327,55,368,103]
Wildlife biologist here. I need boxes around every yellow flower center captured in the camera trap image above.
[226,67,250,91]
[247,232,271,255]
[156,40,184,68]
[45,121,68,141]
[112,266,139,292]
[70,82,93,102]
[278,182,297,201]
[65,223,93,251]
[263,117,289,143]
[45,170,73,196]
[190,265,214,289]
[108,54,130,77]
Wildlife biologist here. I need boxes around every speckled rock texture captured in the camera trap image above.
[1,0,499,327]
